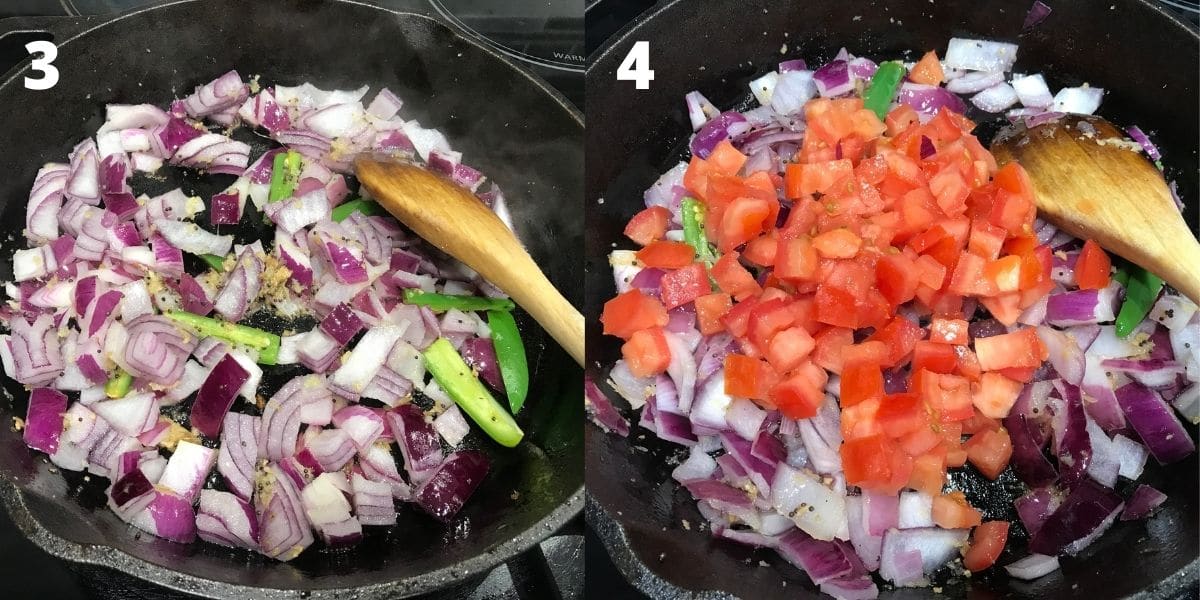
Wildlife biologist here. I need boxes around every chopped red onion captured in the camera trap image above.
[254,462,313,561]
[943,38,1019,72]
[387,404,444,484]
[260,374,332,460]
[1114,381,1195,464]
[1004,553,1060,580]
[1052,86,1104,115]
[197,489,258,549]
[157,440,215,503]
[24,388,67,455]
[412,450,490,523]
[1120,484,1167,521]
[945,71,1005,94]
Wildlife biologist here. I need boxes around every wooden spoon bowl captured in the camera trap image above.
[991,114,1200,303]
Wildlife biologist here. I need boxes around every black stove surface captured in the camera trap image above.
[0,1,582,599]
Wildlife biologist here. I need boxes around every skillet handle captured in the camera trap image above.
[0,15,98,43]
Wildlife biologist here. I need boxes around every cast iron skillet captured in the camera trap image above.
[585,0,1198,598]
[0,0,583,598]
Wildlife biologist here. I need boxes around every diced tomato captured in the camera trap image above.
[963,521,1010,572]
[624,206,671,246]
[766,326,816,373]
[601,290,669,339]
[914,254,948,290]
[694,292,732,335]
[842,434,900,491]
[932,491,983,529]
[945,441,969,468]
[971,372,1025,419]
[909,51,945,86]
[749,298,798,349]
[911,341,958,374]
[724,354,778,401]
[973,328,1047,371]
[928,168,969,216]
[776,235,820,283]
[683,155,713,199]
[876,392,926,438]
[743,230,779,267]
[771,365,826,419]
[711,252,762,301]
[812,327,855,373]
[961,409,1002,435]
[929,318,969,345]
[1075,239,1112,290]
[967,220,1007,260]
[708,139,748,176]
[908,452,947,496]
[840,361,884,407]
[955,346,982,381]
[867,317,925,367]
[660,263,710,309]
[964,427,1012,479]
[719,197,773,252]
[949,253,998,297]
[899,425,944,458]
[721,296,760,339]
[876,253,919,306]
[979,292,1022,326]
[814,284,859,329]
[983,254,1023,293]
[885,105,920,137]
[622,328,671,377]
[785,159,855,199]
[636,241,695,269]
[812,228,863,259]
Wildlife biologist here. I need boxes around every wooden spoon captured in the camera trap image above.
[355,158,585,366]
[992,114,1200,303]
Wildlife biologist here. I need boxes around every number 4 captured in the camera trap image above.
[617,41,654,90]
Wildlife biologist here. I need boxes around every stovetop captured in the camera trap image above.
[0,2,582,599]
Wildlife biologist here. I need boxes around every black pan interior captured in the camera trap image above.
[585,0,1198,598]
[0,0,582,596]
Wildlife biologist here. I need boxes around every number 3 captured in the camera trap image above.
[617,41,654,90]
[25,40,59,91]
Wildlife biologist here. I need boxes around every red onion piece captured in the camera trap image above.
[331,405,385,450]
[1120,484,1167,521]
[168,273,214,316]
[66,139,101,205]
[123,314,195,386]
[1028,479,1123,556]
[92,392,160,437]
[461,336,503,391]
[217,412,260,500]
[776,528,861,585]
[197,489,259,549]
[254,463,313,561]
[320,303,364,345]
[306,429,356,471]
[24,388,67,454]
[154,219,233,256]
[9,314,65,386]
[412,450,490,523]
[129,491,197,544]
[1115,381,1195,464]
[183,70,248,118]
[386,404,444,484]
[879,527,968,586]
[213,246,263,322]
[260,374,333,460]
[191,353,250,437]
[157,440,215,504]
[1005,553,1060,580]
[26,164,68,243]
[351,472,396,526]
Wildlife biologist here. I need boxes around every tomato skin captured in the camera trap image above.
[708,139,748,175]
[973,328,1048,371]
[624,206,671,246]
[964,426,1012,479]
[694,293,732,335]
[963,521,1010,572]
[876,391,926,438]
[660,263,710,310]
[842,434,898,491]
[876,253,920,306]
[815,284,860,329]
[636,241,696,269]
[601,290,669,339]
[840,361,883,407]
[622,328,672,377]
[932,491,983,529]
[711,252,762,301]
[1075,239,1112,290]
[721,296,760,339]
[724,354,778,402]
[912,340,959,374]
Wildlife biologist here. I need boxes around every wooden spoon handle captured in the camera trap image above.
[356,159,585,366]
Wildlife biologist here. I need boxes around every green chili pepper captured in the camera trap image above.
[487,310,529,414]
[1113,268,1130,289]
[403,289,515,312]
[863,61,906,120]
[198,253,227,271]
[1115,265,1163,338]
[164,310,281,365]
[423,338,524,447]
[268,150,302,203]
[681,197,718,266]
[331,198,386,222]
[105,370,132,399]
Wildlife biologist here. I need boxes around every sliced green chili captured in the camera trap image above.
[863,61,906,120]
[403,289,515,312]
[681,197,718,266]
[423,338,524,447]
[164,310,281,365]
[267,150,302,203]
[1115,265,1163,338]
[198,253,227,271]
[487,310,529,414]
[331,198,386,222]
[105,370,132,399]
